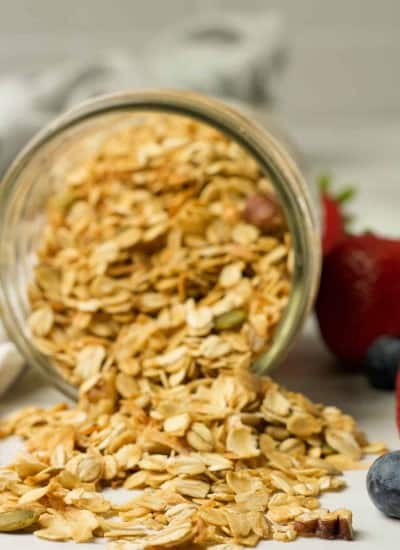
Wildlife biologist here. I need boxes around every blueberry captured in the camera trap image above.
[367,451,400,518]
[364,336,400,390]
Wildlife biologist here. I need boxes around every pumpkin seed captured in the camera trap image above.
[0,509,40,532]
[214,308,246,331]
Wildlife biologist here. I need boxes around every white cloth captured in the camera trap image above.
[0,11,286,394]
[0,323,25,394]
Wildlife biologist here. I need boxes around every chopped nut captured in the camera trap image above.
[337,509,353,540]
[294,511,319,537]
[243,192,283,231]
[315,511,339,540]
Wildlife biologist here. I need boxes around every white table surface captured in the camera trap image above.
[0,116,399,547]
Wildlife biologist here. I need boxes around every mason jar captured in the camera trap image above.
[0,90,321,399]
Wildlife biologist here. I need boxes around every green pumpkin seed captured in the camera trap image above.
[0,509,40,532]
[214,308,246,331]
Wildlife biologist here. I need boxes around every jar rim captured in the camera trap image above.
[0,89,321,399]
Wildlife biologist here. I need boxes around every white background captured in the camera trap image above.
[1,0,399,231]
[1,0,399,120]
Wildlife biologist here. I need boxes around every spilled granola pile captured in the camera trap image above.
[0,113,385,547]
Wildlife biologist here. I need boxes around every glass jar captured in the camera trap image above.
[0,90,320,399]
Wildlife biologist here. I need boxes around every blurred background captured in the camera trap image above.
[0,0,399,232]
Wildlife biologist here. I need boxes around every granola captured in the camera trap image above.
[0,375,385,545]
[0,113,386,547]
[27,113,292,388]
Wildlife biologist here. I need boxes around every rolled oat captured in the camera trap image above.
[0,113,386,547]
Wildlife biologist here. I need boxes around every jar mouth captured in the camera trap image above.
[0,89,321,399]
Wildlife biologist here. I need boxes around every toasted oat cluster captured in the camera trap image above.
[0,374,386,546]
[0,114,386,547]
[28,113,292,387]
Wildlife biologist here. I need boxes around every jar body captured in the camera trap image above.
[0,90,320,399]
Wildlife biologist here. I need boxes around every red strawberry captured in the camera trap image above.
[316,233,400,366]
[396,368,400,434]
[319,175,354,255]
